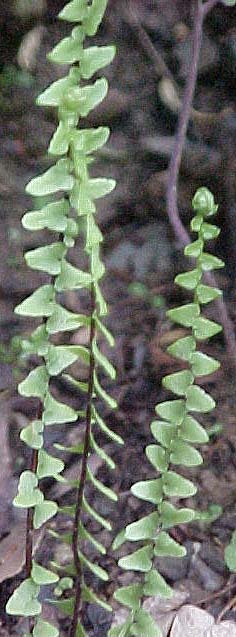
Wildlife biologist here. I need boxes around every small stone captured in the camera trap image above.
[170,605,214,636]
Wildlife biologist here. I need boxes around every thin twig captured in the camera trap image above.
[217,592,236,622]
[123,2,175,83]
[69,285,96,637]
[197,577,236,606]
[166,0,236,363]
[167,0,204,244]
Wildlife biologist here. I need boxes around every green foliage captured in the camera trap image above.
[225,531,236,572]
[7,1,122,635]
[111,188,224,636]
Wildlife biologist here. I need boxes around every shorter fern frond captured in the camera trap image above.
[111,187,224,637]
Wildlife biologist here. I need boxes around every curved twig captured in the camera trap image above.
[166,0,236,363]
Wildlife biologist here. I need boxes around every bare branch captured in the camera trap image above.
[166,0,236,362]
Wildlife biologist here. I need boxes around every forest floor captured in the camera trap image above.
[1,1,236,635]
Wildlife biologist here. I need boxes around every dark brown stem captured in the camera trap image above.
[69,284,96,637]
[166,0,236,363]
[25,448,39,576]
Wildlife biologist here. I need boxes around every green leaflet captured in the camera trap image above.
[143,571,173,599]
[43,393,78,425]
[33,500,58,529]
[55,260,92,291]
[20,420,44,450]
[155,399,185,424]
[22,325,48,356]
[119,546,153,572]
[26,160,74,196]
[184,239,203,257]
[84,0,109,36]
[193,316,222,340]
[114,585,143,610]
[72,126,110,154]
[186,385,215,412]
[46,344,89,375]
[175,268,201,290]
[15,285,55,317]
[170,440,203,466]
[125,512,159,541]
[91,245,105,281]
[6,579,41,617]
[66,78,108,116]
[14,471,43,508]
[224,531,236,572]
[199,252,224,271]
[18,365,49,399]
[201,222,220,240]
[49,121,71,156]
[87,466,118,501]
[167,303,200,327]
[86,214,103,249]
[222,0,236,6]
[25,243,66,276]
[94,282,108,315]
[192,187,218,216]
[37,70,80,107]
[159,501,196,528]
[180,415,209,443]
[162,369,194,396]
[167,336,196,361]
[82,583,112,612]
[33,620,59,637]
[62,374,88,393]
[59,0,88,22]
[46,305,89,334]
[95,314,115,346]
[49,597,74,617]
[93,372,117,409]
[131,479,163,504]
[129,611,160,637]
[92,405,123,445]
[37,450,65,479]
[92,340,116,379]
[90,431,116,469]
[48,28,84,65]
[196,284,222,304]
[80,45,116,79]
[22,199,70,232]
[78,549,109,581]
[83,497,112,531]
[31,561,59,586]
[146,444,169,472]
[163,471,197,498]
[190,351,220,376]
[79,521,106,555]
[154,531,186,558]
[151,420,176,448]
[108,623,132,637]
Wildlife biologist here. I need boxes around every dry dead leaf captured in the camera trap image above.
[0,521,43,583]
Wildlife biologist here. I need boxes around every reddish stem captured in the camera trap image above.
[69,285,96,637]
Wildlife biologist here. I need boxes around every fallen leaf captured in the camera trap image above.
[0,521,44,583]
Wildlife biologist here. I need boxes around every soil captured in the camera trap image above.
[0,1,236,635]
